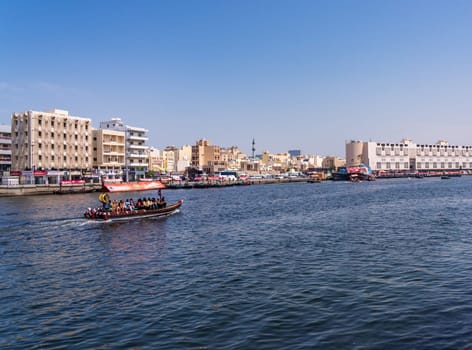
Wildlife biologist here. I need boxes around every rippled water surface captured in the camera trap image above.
[2,177,472,349]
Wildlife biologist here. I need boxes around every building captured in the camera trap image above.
[148,147,164,174]
[99,118,149,181]
[0,124,12,175]
[92,129,125,180]
[11,110,92,183]
[346,139,472,173]
[175,145,192,173]
[321,156,345,170]
[191,139,224,174]
[288,149,301,158]
[260,151,291,172]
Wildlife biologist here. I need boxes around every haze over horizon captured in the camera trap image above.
[1,0,472,157]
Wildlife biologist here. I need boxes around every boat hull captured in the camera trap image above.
[84,200,183,221]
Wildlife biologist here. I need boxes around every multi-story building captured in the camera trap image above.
[175,145,192,173]
[11,109,92,173]
[99,118,149,181]
[92,129,125,180]
[260,151,291,172]
[346,139,472,173]
[0,124,12,175]
[148,147,164,174]
[321,156,345,170]
[220,146,247,170]
[191,139,224,174]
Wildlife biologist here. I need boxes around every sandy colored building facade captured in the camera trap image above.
[11,109,92,172]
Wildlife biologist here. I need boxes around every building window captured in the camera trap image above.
[52,155,55,161]
[51,144,54,149]
[51,121,54,127]
[39,155,42,161]
[64,145,67,150]
[38,131,42,137]
[51,132,54,138]
[38,143,42,149]
[64,156,67,161]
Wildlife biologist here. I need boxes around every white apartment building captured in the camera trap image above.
[346,139,472,173]
[0,124,12,175]
[11,109,92,173]
[99,118,149,181]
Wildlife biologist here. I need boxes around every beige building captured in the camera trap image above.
[99,118,149,181]
[11,109,92,172]
[191,139,224,173]
[92,129,125,179]
[148,147,164,174]
[322,156,346,170]
[175,145,192,173]
[260,151,291,172]
[220,146,247,170]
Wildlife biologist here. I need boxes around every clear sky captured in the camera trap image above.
[1,0,472,156]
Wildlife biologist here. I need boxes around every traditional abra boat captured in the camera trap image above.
[84,200,183,221]
[84,192,183,222]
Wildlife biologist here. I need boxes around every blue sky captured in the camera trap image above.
[1,0,472,156]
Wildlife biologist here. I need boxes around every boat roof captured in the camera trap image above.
[103,181,166,192]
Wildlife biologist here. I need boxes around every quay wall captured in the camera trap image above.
[0,183,102,197]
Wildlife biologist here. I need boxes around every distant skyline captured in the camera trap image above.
[1,0,472,156]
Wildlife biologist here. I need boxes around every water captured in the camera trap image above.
[2,177,472,349]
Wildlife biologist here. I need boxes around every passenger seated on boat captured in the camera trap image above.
[136,198,144,209]
[119,200,125,212]
[157,196,166,208]
[129,199,135,210]
[104,200,111,211]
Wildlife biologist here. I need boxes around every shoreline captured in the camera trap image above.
[0,174,465,197]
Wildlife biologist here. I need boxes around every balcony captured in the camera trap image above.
[127,135,148,141]
[127,153,148,158]
[127,145,148,150]
[128,162,149,167]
